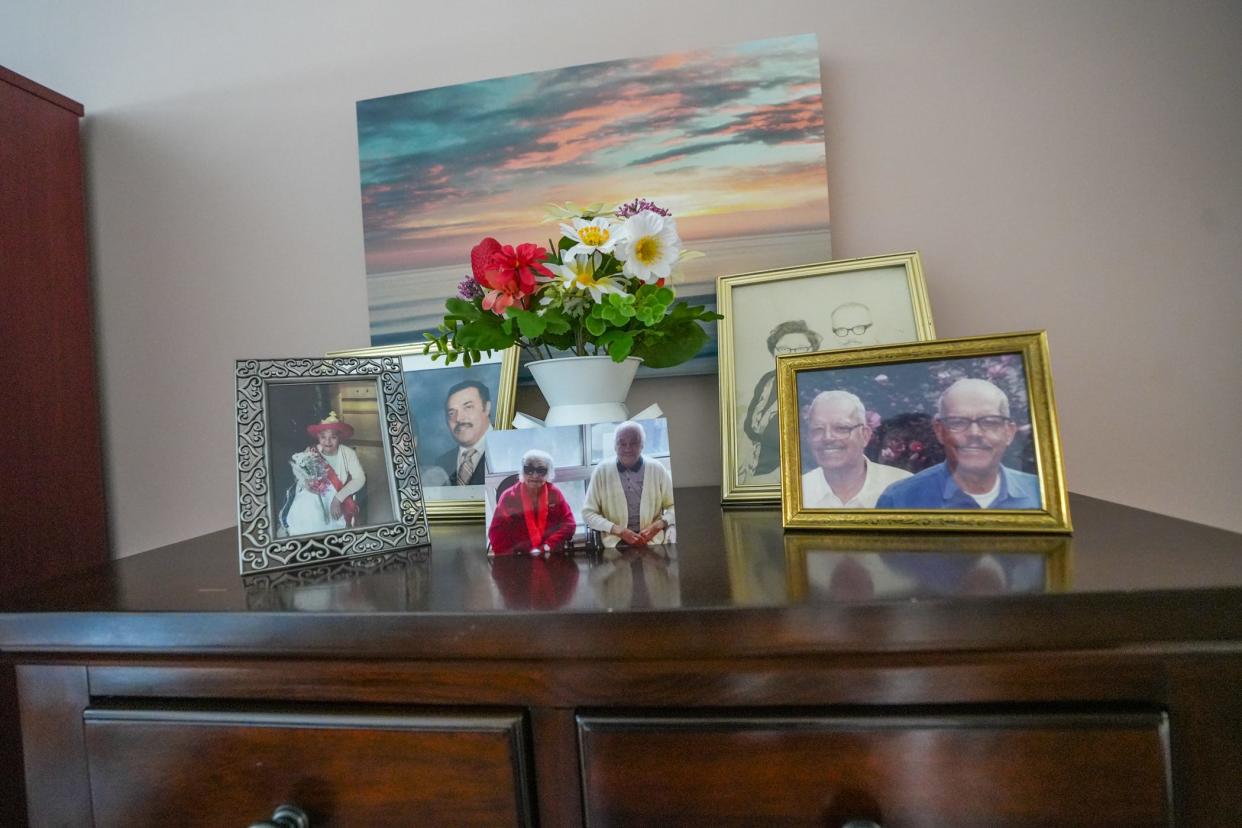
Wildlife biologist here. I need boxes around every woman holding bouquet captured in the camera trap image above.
[283,412,366,536]
[488,449,576,556]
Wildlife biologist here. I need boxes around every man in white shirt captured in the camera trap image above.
[801,390,910,508]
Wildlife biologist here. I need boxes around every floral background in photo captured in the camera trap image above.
[795,353,1035,475]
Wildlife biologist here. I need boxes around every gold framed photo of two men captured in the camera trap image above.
[777,331,1071,533]
[328,342,519,520]
[717,253,937,506]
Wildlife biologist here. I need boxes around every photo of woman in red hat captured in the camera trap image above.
[283,411,367,536]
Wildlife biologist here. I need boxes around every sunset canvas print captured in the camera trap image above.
[356,34,832,371]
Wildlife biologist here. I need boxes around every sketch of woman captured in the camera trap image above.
[740,320,822,482]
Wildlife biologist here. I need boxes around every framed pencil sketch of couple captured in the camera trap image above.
[718,253,936,505]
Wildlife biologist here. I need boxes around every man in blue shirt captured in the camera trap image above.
[877,378,1041,510]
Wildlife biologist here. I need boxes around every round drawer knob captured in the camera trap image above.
[249,804,310,828]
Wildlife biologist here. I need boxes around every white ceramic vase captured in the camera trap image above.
[526,356,641,426]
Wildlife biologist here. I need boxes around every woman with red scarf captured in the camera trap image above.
[283,412,365,537]
[488,449,576,556]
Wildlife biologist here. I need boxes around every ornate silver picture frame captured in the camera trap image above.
[235,357,430,574]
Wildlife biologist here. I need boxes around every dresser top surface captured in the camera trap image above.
[2,487,1240,658]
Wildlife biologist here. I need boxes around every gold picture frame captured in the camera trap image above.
[717,253,936,506]
[328,342,519,520]
[784,532,1073,601]
[778,331,1070,532]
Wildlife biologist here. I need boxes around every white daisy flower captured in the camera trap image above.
[559,216,620,260]
[552,255,624,303]
[614,211,682,283]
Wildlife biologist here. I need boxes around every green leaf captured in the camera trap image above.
[445,297,484,319]
[661,301,722,326]
[631,285,672,327]
[453,311,518,351]
[540,306,572,336]
[598,294,635,326]
[634,301,665,326]
[506,307,548,339]
[541,329,576,351]
[585,311,607,337]
[599,331,635,362]
[633,320,709,369]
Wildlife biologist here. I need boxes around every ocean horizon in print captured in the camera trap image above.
[357,34,833,369]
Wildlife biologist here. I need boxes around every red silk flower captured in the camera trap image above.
[470,237,503,284]
[470,238,553,314]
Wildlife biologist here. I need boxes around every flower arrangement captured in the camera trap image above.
[425,197,720,368]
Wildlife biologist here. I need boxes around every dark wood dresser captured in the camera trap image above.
[0,67,108,594]
[1,69,107,826]
[2,488,1240,826]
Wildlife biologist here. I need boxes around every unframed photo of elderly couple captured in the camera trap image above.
[778,332,1071,533]
[482,419,675,557]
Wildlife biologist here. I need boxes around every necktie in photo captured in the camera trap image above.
[457,448,477,485]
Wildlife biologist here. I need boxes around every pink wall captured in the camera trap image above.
[2,0,1239,554]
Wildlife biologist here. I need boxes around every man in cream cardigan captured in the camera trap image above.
[583,421,675,547]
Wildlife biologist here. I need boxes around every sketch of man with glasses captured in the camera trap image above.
[877,378,1042,509]
[801,390,911,508]
[829,302,877,348]
[740,320,823,483]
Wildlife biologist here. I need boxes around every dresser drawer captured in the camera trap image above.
[83,706,532,827]
[578,711,1171,827]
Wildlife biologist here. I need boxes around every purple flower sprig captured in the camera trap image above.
[616,197,671,219]
[457,275,484,300]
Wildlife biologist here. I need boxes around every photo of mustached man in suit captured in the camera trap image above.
[434,380,491,486]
